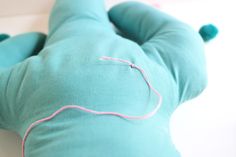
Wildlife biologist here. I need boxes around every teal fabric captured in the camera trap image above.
[199,24,219,42]
[0,32,46,129]
[0,1,207,157]
[0,32,46,68]
[0,34,10,42]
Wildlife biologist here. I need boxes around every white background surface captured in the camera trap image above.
[0,0,236,157]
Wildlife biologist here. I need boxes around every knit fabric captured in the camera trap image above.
[0,1,207,157]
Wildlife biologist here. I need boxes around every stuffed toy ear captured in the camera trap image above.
[0,32,46,68]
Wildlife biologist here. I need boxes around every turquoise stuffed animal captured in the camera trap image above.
[0,1,207,157]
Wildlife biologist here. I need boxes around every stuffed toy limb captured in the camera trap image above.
[0,32,46,128]
[0,1,207,157]
[0,32,46,68]
[0,33,10,42]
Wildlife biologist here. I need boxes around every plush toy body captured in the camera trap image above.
[0,0,207,157]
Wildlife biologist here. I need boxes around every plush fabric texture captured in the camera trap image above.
[0,0,207,157]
